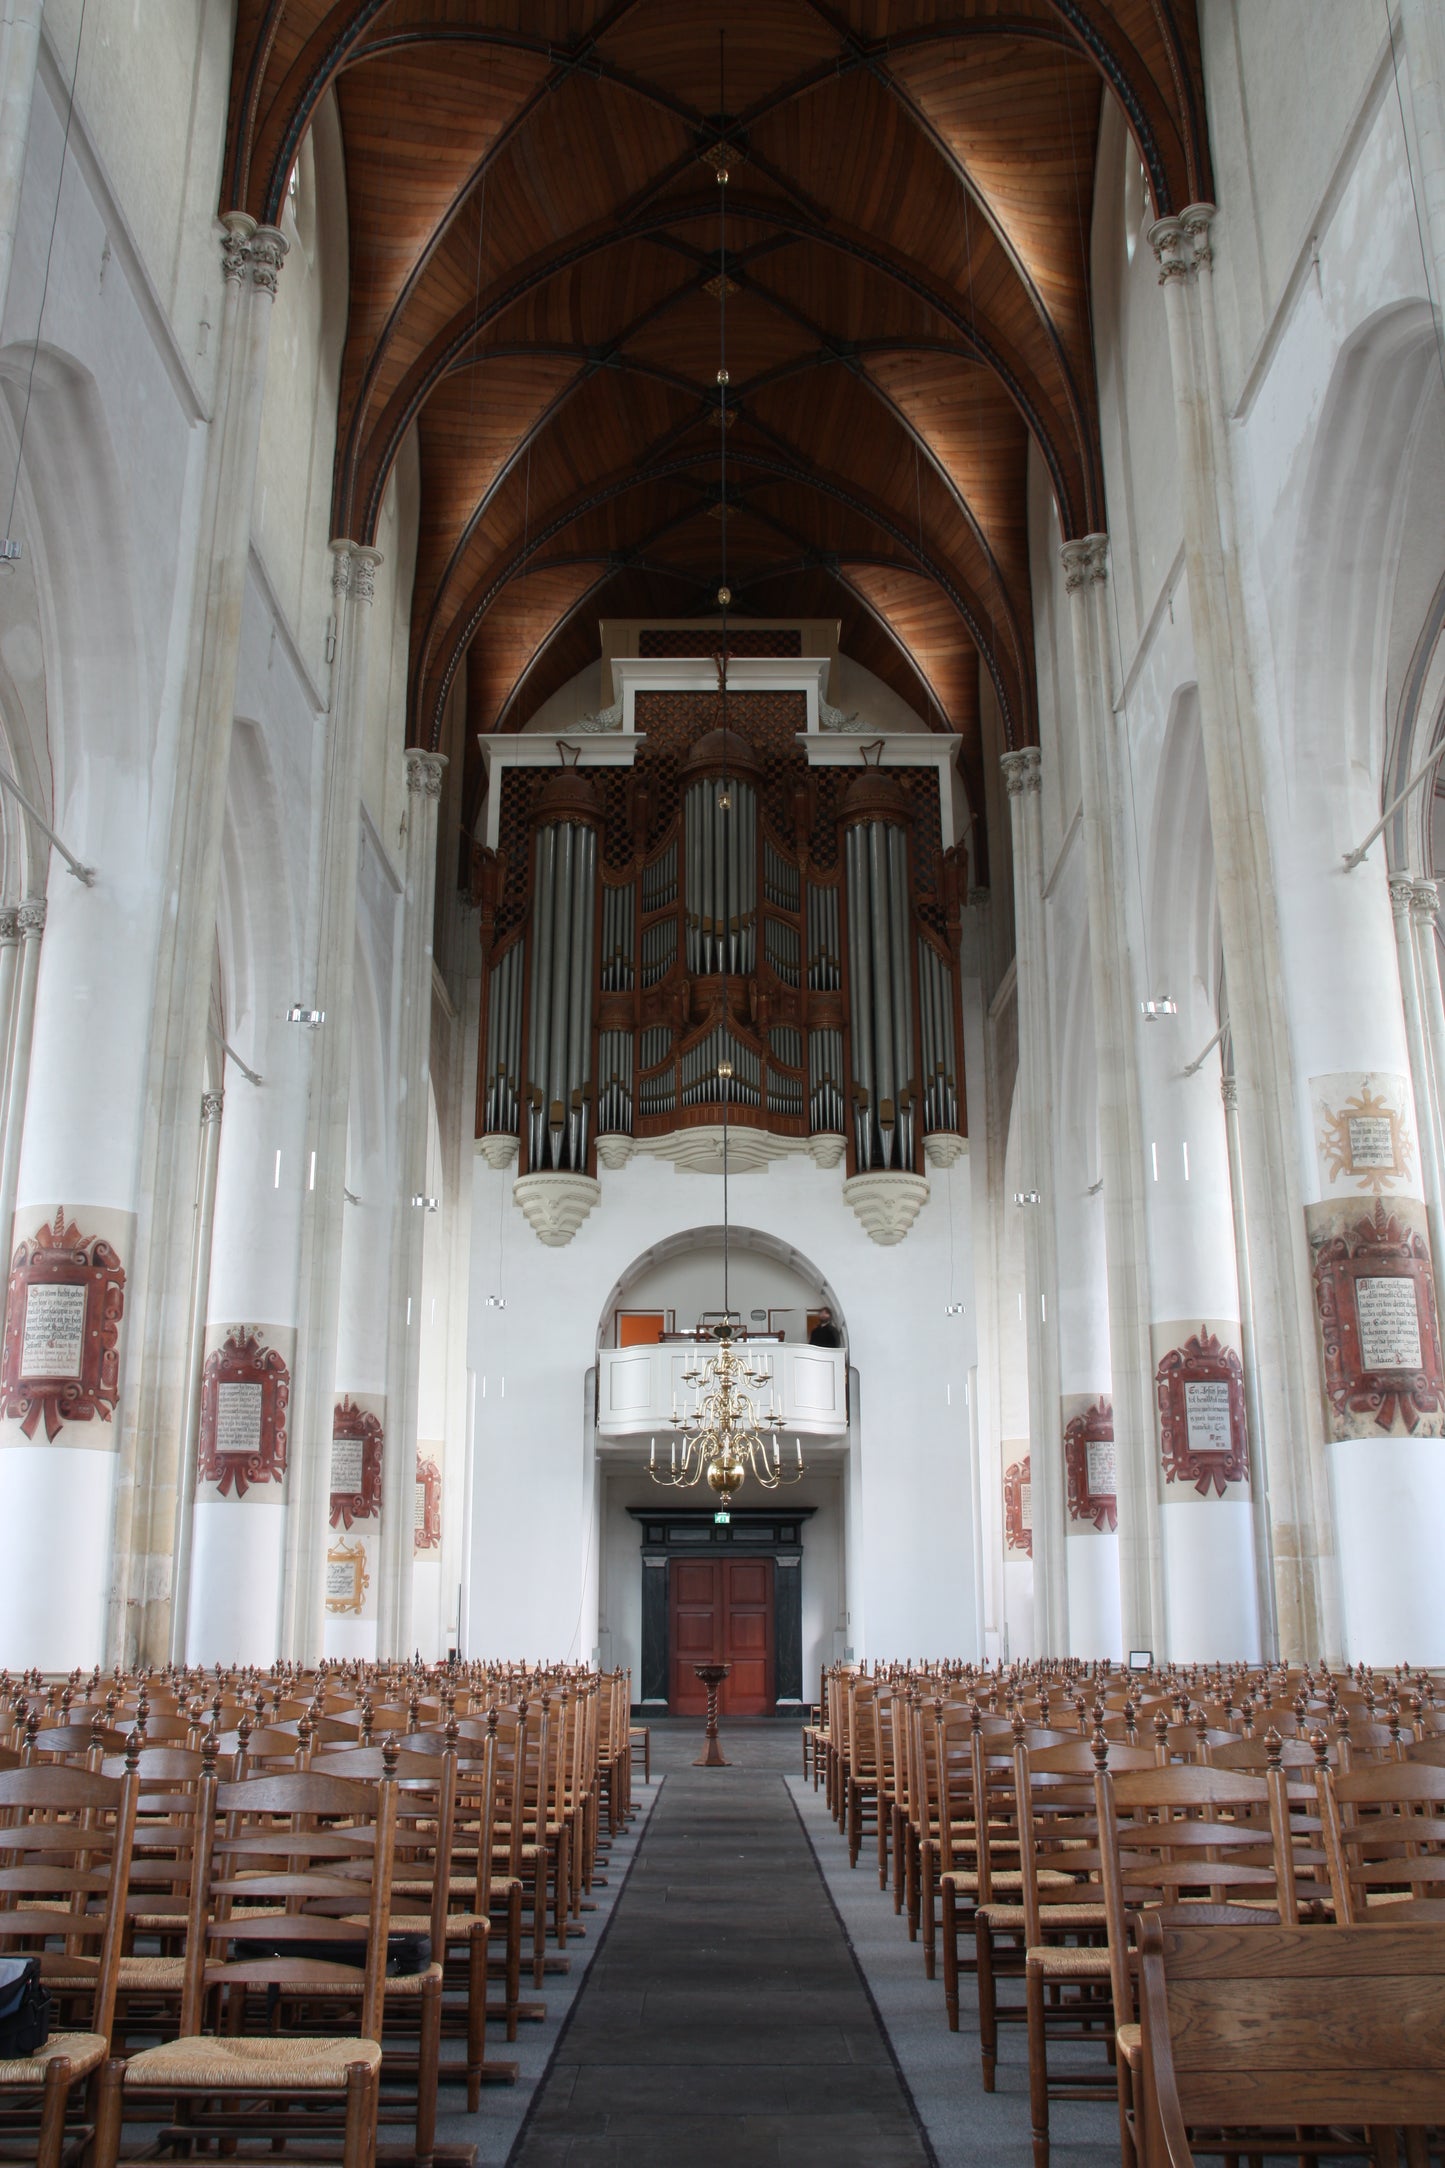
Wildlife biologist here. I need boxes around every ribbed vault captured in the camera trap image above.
[224,0,1209,857]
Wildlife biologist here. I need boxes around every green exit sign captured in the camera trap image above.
[714,1510,731,1525]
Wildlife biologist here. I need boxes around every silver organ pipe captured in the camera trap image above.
[483,940,523,1136]
[600,880,634,991]
[597,1031,633,1134]
[843,778,916,1171]
[683,776,756,976]
[918,939,958,1133]
[806,881,841,990]
[808,1027,845,1135]
[523,784,597,1173]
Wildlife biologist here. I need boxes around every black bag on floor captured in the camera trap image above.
[0,1959,51,2055]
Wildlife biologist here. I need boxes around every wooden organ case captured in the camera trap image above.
[475,685,968,1179]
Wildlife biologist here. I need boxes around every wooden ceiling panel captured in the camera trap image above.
[225,0,1213,863]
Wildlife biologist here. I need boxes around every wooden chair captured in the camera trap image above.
[0,1758,139,2168]
[92,1761,399,2168]
[1095,1759,1298,2168]
[1136,1914,1445,2168]
[1317,1755,1445,1920]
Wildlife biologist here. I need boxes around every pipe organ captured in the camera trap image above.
[476,683,967,1183]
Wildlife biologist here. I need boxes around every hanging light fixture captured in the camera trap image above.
[649,32,805,1503]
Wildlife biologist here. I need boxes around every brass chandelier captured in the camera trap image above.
[648,47,804,1505]
[649,1324,805,1497]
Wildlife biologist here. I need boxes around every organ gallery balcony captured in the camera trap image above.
[595,1340,848,1438]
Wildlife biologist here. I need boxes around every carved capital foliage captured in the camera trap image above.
[1000,747,1042,797]
[329,540,383,605]
[1412,880,1440,924]
[17,900,45,937]
[1390,875,1416,918]
[404,750,447,799]
[1059,534,1109,592]
[201,1090,225,1124]
[1149,205,1216,285]
[221,218,288,296]
[0,908,18,944]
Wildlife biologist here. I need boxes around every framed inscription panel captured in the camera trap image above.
[414,1454,442,1555]
[1155,1329,1248,1497]
[329,1398,384,1529]
[1,1209,126,1441]
[197,1329,289,1497]
[1003,1454,1032,1557]
[1064,1398,1117,1532]
[1312,1201,1444,1434]
[325,1537,369,1616]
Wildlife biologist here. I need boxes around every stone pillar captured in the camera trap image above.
[1150,207,1336,1660]
[1393,875,1445,1278]
[1000,746,1066,1653]
[1059,535,1164,1656]
[379,748,446,1657]
[283,539,382,1664]
[0,895,39,1256]
[1402,0,1445,331]
[105,215,287,1666]
[167,1087,222,1664]
[1411,882,1445,1188]
[0,1,44,336]
[1223,1071,1280,1660]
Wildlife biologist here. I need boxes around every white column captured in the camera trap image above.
[0,1,44,337]
[1060,536,1164,1656]
[0,895,37,1252]
[283,539,382,1664]
[1402,0,1445,331]
[1223,1071,1279,1660]
[1150,207,1336,1661]
[107,216,287,1666]
[378,748,446,1657]
[1393,875,1445,1277]
[1000,747,1066,1652]
[167,1087,222,1664]
[1412,882,1445,1186]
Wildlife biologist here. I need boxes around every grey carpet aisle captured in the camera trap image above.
[508,1720,933,2167]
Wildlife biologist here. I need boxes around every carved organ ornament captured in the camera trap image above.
[476,676,967,1183]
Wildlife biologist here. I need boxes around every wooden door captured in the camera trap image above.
[668,1556,776,1716]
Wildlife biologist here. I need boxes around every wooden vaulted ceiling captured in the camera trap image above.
[224,1,1210,854]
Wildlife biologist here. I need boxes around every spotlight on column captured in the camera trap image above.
[1140,996,1178,1021]
[0,539,22,571]
[485,1295,506,1310]
[1013,1190,1041,1206]
[944,1303,964,1317]
[411,1194,439,1211]
[287,1005,325,1026]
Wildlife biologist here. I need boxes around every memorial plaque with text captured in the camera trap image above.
[1065,1398,1118,1531]
[1003,1454,1032,1557]
[414,1454,442,1554]
[1156,1330,1248,1497]
[324,1538,369,1616]
[1312,1201,1444,1434]
[197,1329,289,1497]
[329,1398,384,1529]
[1,1208,125,1441]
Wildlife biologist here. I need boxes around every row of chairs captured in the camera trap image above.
[0,1663,641,2168]
[807,1658,1445,2168]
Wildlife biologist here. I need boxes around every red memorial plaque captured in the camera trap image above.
[330,1397,384,1528]
[1003,1454,1033,1558]
[197,1328,289,1496]
[1312,1201,1444,1433]
[414,1454,442,1554]
[1,1208,125,1440]
[1064,1398,1118,1532]
[1155,1329,1248,1496]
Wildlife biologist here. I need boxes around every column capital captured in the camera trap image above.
[1412,878,1440,922]
[1221,1072,1238,1111]
[404,749,447,799]
[329,539,384,605]
[1390,874,1418,918]
[16,898,44,937]
[1149,203,1217,284]
[220,213,288,296]
[1059,533,1109,590]
[201,1089,225,1125]
[0,907,18,945]
[1000,747,1042,797]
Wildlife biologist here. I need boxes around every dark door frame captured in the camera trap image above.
[628,1506,815,1713]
